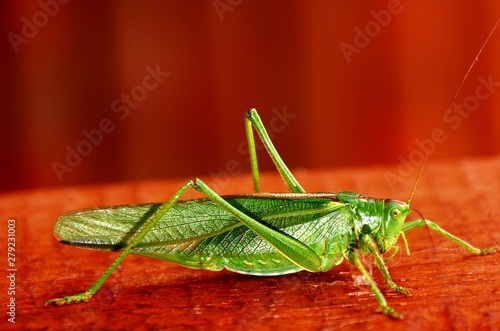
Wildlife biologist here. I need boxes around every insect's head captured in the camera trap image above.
[380,199,410,249]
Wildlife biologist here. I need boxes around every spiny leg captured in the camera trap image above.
[348,250,402,319]
[403,219,497,255]
[361,235,411,295]
[245,108,305,193]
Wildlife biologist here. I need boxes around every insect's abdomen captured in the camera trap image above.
[219,252,303,275]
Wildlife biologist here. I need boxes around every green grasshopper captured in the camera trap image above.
[46,107,497,318]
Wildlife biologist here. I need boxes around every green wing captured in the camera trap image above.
[55,195,353,274]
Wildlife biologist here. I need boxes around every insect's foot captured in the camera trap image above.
[45,292,91,306]
[387,281,411,296]
[45,297,71,306]
[381,305,403,319]
[469,247,498,255]
[395,286,411,296]
[480,247,498,255]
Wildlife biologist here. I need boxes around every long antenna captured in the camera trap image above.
[407,19,499,205]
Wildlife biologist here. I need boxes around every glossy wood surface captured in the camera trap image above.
[1,156,498,330]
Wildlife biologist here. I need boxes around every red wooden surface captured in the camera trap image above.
[0,156,499,330]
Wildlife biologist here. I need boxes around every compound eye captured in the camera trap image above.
[391,209,401,219]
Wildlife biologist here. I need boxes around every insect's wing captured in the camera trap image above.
[54,196,352,273]
[53,199,243,250]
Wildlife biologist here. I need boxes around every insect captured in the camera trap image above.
[46,26,498,319]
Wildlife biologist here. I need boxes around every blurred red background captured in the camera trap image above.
[1,1,499,193]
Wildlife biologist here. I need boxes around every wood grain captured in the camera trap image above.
[1,156,498,330]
